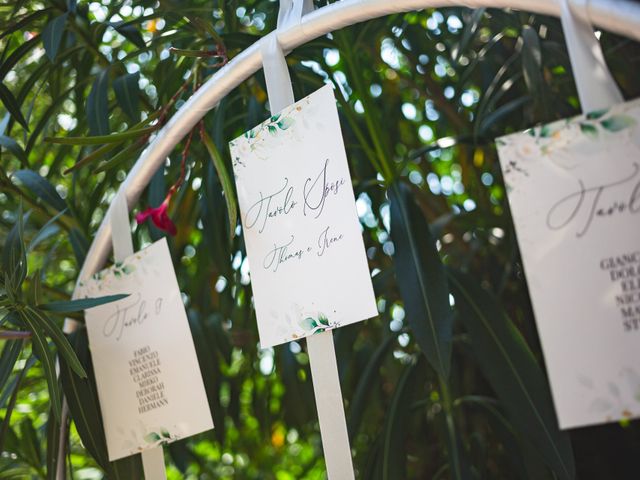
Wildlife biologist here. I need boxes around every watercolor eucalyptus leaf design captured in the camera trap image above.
[298,313,338,336]
[144,428,175,446]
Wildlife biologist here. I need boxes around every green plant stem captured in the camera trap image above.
[439,375,463,480]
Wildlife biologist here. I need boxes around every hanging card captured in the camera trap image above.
[77,238,213,460]
[497,98,640,429]
[229,84,377,348]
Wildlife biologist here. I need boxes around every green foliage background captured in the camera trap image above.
[1,1,640,478]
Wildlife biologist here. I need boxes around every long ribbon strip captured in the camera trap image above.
[260,5,356,478]
[110,192,167,480]
[560,0,623,112]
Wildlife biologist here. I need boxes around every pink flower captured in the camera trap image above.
[135,198,177,235]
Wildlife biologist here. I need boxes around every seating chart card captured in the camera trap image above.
[497,98,640,428]
[229,84,377,347]
[77,238,213,460]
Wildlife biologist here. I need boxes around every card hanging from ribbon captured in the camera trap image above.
[228,1,380,478]
[111,192,167,480]
[78,192,213,477]
[494,1,640,429]
[259,37,357,479]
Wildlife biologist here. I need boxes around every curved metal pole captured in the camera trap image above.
[74,0,640,285]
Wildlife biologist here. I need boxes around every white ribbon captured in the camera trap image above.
[260,2,355,478]
[560,0,623,112]
[110,192,167,480]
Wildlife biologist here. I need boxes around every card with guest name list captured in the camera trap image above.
[76,238,213,461]
[229,84,377,348]
[496,97,640,429]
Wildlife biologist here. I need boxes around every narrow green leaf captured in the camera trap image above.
[0,340,22,395]
[452,8,485,62]
[59,328,143,477]
[63,141,122,174]
[521,25,542,93]
[0,82,29,130]
[13,169,67,211]
[38,294,129,313]
[348,333,398,439]
[382,361,419,480]
[47,125,156,145]
[42,13,68,62]
[202,130,238,240]
[111,22,146,48]
[24,307,86,378]
[0,8,52,41]
[389,182,453,378]
[2,206,27,294]
[45,403,60,480]
[94,138,144,173]
[86,70,110,136]
[24,319,61,422]
[28,208,66,252]
[113,72,140,121]
[0,135,27,163]
[0,355,29,454]
[447,268,575,480]
[58,329,109,469]
[69,228,88,265]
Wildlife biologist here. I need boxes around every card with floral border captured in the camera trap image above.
[496,97,640,429]
[76,238,213,460]
[229,84,378,348]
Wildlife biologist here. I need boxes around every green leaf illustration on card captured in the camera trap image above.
[586,108,608,120]
[144,432,161,443]
[579,123,598,139]
[299,313,335,335]
[601,114,636,132]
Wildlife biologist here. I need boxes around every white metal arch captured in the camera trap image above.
[57,0,640,476]
[76,0,640,283]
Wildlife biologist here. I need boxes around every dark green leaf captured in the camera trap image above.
[113,72,140,121]
[202,131,237,240]
[2,207,27,294]
[521,25,545,111]
[59,328,143,476]
[382,361,419,480]
[38,293,129,313]
[23,307,86,378]
[69,228,88,265]
[389,182,453,378]
[25,319,61,422]
[86,70,110,136]
[0,355,30,454]
[447,268,575,480]
[13,169,67,211]
[28,208,66,251]
[348,333,398,439]
[42,13,68,62]
[112,22,146,48]
[0,135,27,163]
[0,340,22,395]
[0,82,29,130]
